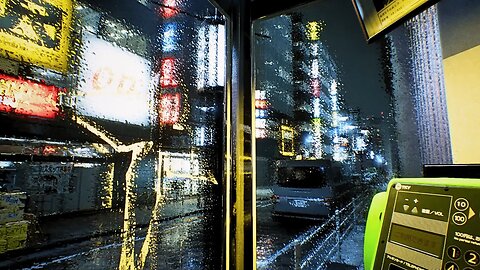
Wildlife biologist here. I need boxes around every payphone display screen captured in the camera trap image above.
[373,181,480,270]
[389,223,445,258]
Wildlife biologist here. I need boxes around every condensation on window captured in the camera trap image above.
[0,0,226,269]
[254,0,459,269]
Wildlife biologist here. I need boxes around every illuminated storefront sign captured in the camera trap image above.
[0,74,63,118]
[0,0,73,73]
[159,152,205,196]
[160,58,178,88]
[280,125,295,157]
[159,93,181,125]
[77,33,153,125]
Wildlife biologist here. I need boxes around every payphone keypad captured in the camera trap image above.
[373,183,480,270]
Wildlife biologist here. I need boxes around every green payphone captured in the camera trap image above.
[364,178,480,270]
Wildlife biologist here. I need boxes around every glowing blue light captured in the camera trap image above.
[256,109,267,119]
[162,23,178,52]
[375,155,385,164]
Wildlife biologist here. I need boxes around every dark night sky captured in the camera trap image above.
[298,0,391,118]
[254,0,477,118]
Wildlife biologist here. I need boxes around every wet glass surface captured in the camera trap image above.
[0,0,226,269]
[253,0,471,268]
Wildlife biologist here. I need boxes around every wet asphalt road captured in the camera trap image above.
[8,201,320,270]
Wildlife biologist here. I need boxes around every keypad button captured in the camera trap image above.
[454,198,469,211]
[452,212,468,226]
[445,262,459,270]
[465,250,480,266]
[447,246,461,260]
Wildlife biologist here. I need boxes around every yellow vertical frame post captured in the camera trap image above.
[214,0,259,268]
[224,0,255,268]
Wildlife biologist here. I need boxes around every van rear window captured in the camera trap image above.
[277,166,328,188]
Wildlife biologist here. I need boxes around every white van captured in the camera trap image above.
[272,159,349,220]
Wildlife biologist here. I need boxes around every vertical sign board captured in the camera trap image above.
[351,0,439,42]
[0,0,73,73]
[159,92,181,125]
[280,125,295,157]
[77,33,153,126]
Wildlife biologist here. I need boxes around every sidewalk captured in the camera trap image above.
[328,224,366,270]
[0,197,204,268]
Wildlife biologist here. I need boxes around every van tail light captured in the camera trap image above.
[271,194,280,203]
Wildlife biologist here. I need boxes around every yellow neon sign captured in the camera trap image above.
[0,0,73,73]
[306,21,325,41]
[280,125,295,157]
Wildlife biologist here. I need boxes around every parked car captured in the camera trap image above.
[271,159,351,220]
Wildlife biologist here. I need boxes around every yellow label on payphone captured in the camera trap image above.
[0,0,72,73]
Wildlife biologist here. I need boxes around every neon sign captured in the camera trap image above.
[77,33,153,125]
[313,98,321,118]
[0,0,73,73]
[311,59,319,78]
[160,0,178,19]
[0,74,63,118]
[280,125,295,156]
[256,109,267,119]
[159,93,181,125]
[160,58,178,88]
[255,90,268,117]
[162,23,178,52]
[306,21,325,41]
[255,99,268,110]
[312,79,321,97]
[196,24,226,89]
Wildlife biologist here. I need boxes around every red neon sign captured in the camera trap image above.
[159,93,181,125]
[160,58,178,88]
[0,74,63,119]
[161,0,178,19]
[255,99,268,109]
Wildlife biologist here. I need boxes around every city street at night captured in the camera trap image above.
[1,0,478,268]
